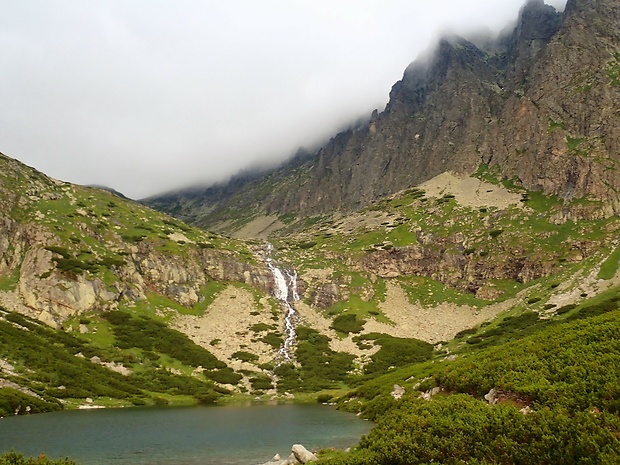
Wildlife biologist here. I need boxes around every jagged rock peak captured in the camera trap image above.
[516,0,563,40]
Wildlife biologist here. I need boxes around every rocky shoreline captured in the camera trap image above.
[258,444,319,465]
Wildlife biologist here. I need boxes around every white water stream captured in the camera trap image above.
[265,244,300,362]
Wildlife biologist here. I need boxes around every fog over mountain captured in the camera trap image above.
[0,0,566,199]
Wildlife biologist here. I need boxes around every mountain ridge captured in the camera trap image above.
[144,0,619,232]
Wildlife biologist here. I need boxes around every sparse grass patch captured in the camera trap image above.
[398,276,489,307]
[598,244,620,280]
[606,51,620,87]
[327,295,383,323]
[0,268,20,291]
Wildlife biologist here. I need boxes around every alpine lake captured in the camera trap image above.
[0,403,372,464]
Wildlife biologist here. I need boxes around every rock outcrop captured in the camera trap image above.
[0,152,275,326]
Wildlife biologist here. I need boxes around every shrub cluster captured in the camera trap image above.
[0,388,61,417]
[322,395,620,465]
[275,327,354,392]
[103,311,240,385]
[322,309,620,464]
[44,246,125,276]
[353,333,434,375]
[0,309,229,411]
[0,312,142,402]
[0,452,77,465]
[330,314,366,334]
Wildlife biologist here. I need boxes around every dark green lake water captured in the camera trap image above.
[0,404,372,464]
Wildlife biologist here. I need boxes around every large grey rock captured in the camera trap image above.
[292,444,318,464]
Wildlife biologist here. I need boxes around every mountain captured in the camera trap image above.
[144,0,620,233]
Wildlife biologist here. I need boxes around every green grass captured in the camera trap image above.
[548,118,567,133]
[321,300,620,464]
[398,276,490,307]
[0,267,20,291]
[598,244,620,280]
[606,52,620,87]
[327,295,383,322]
[566,136,586,152]
[385,224,417,246]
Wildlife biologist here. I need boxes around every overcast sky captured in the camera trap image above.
[0,0,567,199]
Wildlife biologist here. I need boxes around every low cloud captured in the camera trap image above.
[0,0,566,199]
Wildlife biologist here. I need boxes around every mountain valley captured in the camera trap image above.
[2,0,620,463]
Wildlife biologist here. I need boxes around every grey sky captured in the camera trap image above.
[0,0,567,199]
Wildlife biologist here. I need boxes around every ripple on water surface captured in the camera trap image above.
[0,403,372,465]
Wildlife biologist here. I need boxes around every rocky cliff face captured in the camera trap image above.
[0,153,273,327]
[146,0,620,226]
[486,0,620,214]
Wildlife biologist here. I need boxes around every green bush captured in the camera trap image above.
[0,452,77,465]
[322,395,620,465]
[330,314,366,334]
[275,328,355,392]
[44,246,71,259]
[250,375,274,391]
[353,333,433,375]
[462,311,545,349]
[54,257,99,274]
[0,388,62,417]
[0,312,144,403]
[261,332,283,349]
[250,323,273,333]
[103,311,225,370]
[205,368,242,385]
[232,351,259,363]
[98,257,126,268]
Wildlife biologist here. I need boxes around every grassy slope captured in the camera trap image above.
[0,154,266,410]
[318,290,620,464]
[0,307,233,416]
[0,153,255,285]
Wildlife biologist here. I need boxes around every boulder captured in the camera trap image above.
[292,444,318,464]
[484,388,499,405]
[391,384,405,400]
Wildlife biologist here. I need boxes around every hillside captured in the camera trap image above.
[318,302,620,464]
[145,0,620,233]
[3,142,620,416]
[0,152,291,410]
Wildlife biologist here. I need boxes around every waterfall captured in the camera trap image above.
[265,244,299,362]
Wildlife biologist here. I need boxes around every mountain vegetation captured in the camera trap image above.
[1,0,620,463]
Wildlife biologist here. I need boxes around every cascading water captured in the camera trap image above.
[265,244,299,362]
